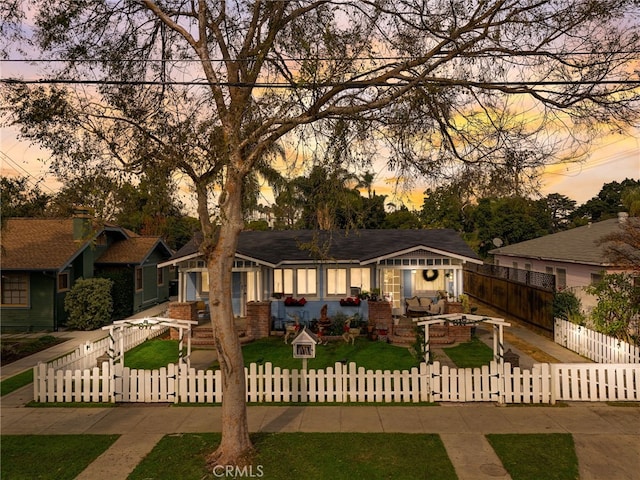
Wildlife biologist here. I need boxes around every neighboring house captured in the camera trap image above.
[1,214,174,331]
[160,229,482,326]
[489,214,637,309]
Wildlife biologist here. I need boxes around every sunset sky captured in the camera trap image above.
[2,43,638,212]
[2,122,638,212]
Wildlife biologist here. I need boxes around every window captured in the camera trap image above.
[556,268,567,289]
[350,268,371,292]
[57,272,70,292]
[1,273,29,306]
[135,267,143,291]
[296,268,316,295]
[157,267,164,286]
[590,272,603,285]
[524,263,531,271]
[273,268,293,295]
[327,268,347,295]
[200,271,209,293]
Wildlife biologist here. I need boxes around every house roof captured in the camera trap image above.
[489,217,627,266]
[1,218,95,271]
[166,229,482,267]
[95,237,173,265]
[1,218,167,272]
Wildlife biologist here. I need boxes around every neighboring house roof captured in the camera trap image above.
[0,218,106,271]
[489,217,626,266]
[165,229,482,267]
[1,218,168,272]
[95,237,173,265]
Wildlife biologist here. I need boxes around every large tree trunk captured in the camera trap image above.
[204,179,254,467]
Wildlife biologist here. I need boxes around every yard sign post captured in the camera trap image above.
[291,326,319,371]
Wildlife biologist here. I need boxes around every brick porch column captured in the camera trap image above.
[368,300,392,333]
[246,301,272,339]
[167,301,198,340]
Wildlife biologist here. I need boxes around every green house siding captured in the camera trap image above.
[134,265,159,312]
[0,273,56,332]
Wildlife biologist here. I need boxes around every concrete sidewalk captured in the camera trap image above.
[2,400,639,479]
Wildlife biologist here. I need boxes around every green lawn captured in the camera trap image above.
[487,433,579,480]
[443,336,494,368]
[124,338,180,369]
[1,369,34,396]
[240,336,419,371]
[0,431,581,479]
[129,432,457,480]
[1,434,119,479]
[124,336,420,371]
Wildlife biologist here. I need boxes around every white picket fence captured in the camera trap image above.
[33,360,639,404]
[554,319,640,364]
[44,326,169,372]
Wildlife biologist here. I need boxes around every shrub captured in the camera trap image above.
[64,278,114,330]
[586,273,640,344]
[97,269,133,320]
[553,290,583,323]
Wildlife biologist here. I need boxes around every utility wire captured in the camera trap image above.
[2,50,639,62]
[1,78,638,87]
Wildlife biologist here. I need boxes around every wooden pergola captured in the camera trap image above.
[414,313,511,364]
[102,317,198,369]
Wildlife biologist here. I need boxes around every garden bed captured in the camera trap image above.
[0,336,68,366]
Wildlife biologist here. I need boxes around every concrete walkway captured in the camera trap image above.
[2,303,639,479]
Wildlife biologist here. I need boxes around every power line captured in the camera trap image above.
[1,78,638,88]
[2,50,639,63]
[0,151,57,193]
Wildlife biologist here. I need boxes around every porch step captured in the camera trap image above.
[390,334,416,345]
[190,324,253,347]
[429,337,456,345]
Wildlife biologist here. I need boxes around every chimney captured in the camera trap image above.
[73,207,93,241]
[618,212,629,224]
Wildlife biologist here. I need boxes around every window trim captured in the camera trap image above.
[1,273,29,307]
[135,266,144,292]
[273,268,294,296]
[296,267,317,296]
[57,272,70,292]
[326,267,347,296]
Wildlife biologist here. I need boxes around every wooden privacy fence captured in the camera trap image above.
[464,265,555,334]
[33,360,639,404]
[554,319,640,364]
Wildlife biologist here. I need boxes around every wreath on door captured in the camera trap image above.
[422,269,439,282]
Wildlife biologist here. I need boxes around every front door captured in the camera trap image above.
[382,269,402,310]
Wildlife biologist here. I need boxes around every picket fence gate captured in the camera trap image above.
[554,319,640,364]
[33,360,639,404]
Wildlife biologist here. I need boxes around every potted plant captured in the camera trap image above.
[358,290,370,300]
[370,288,381,301]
